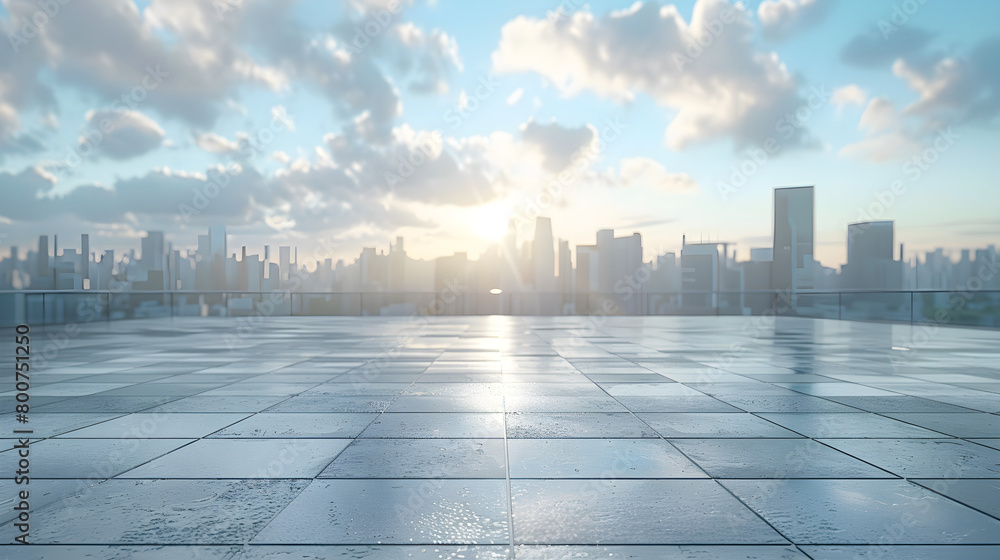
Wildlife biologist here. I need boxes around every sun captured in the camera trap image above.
[470,201,511,241]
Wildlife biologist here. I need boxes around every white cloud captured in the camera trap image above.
[758,0,834,41]
[492,0,811,152]
[79,110,165,160]
[831,84,867,109]
[506,88,525,106]
[195,132,240,155]
[839,98,919,162]
[619,157,699,193]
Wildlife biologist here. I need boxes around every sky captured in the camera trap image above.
[1,0,998,268]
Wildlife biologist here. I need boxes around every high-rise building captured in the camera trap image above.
[843,221,900,289]
[771,186,814,291]
[531,217,555,293]
[140,231,165,271]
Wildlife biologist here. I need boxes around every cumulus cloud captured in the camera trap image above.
[893,38,1000,124]
[195,132,240,155]
[841,37,1000,161]
[519,120,596,172]
[838,97,919,162]
[619,157,698,193]
[758,0,835,41]
[80,110,165,160]
[831,84,867,109]
[492,0,811,151]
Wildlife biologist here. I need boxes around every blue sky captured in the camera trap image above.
[1,0,998,267]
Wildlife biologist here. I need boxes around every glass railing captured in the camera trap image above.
[2,290,999,329]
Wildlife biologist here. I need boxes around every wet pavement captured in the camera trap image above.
[2,315,1000,558]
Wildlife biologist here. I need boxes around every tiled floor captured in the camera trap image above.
[2,315,1000,559]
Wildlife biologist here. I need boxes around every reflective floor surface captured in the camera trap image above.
[2,316,1000,559]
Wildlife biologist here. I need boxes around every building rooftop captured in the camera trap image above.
[2,316,1000,558]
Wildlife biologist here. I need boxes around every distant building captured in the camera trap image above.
[771,186,814,292]
[843,221,900,290]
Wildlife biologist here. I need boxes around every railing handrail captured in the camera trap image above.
[2,289,999,296]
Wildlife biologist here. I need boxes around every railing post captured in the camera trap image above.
[838,292,842,321]
[910,291,914,324]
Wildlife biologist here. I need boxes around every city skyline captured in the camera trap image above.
[3,186,997,303]
[1,0,999,267]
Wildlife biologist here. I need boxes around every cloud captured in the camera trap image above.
[506,87,525,106]
[80,110,165,160]
[893,38,1000,124]
[195,132,240,155]
[619,157,699,193]
[492,0,811,152]
[840,27,935,68]
[519,120,596,172]
[840,38,999,162]
[758,0,835,41]
[0,132,45,162]
[838,97,919,162]
[0,0,458,149]
[830,84,867,109]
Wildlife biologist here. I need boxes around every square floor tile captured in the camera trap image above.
[56,413,250,438]
[722,479,1000,544]
[511,480,786,544]
[799,545,1000,559]
[503,395,626,413]
[264,396,392,412]
[320,439,506,478]
[671,439,893,478]
[600,383,704,397]
[637,413,801,438]
[359,413,504,438]
[614,396,742,413]
[505,413,659,438]
[819,438,1000,478]
[0,479,309,544]
[507,439,706,479]
[823,396,976,413]
[756,413,949,438]
[211,413,377,438]
[3,438,193,478]
[35,396,180,413]
[883,413,1000,438]
[515,545,809,559]
[912,479,1000,519]
[386,395,505,412]
[251,479,509,544]
[146,396,290,412]
[119,439,350,478]
[712,396,859,412]
[0,412,123,437]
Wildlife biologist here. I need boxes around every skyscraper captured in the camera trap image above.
[844,220,899,289]
[532,217,555,293]
[771,186,814,291]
